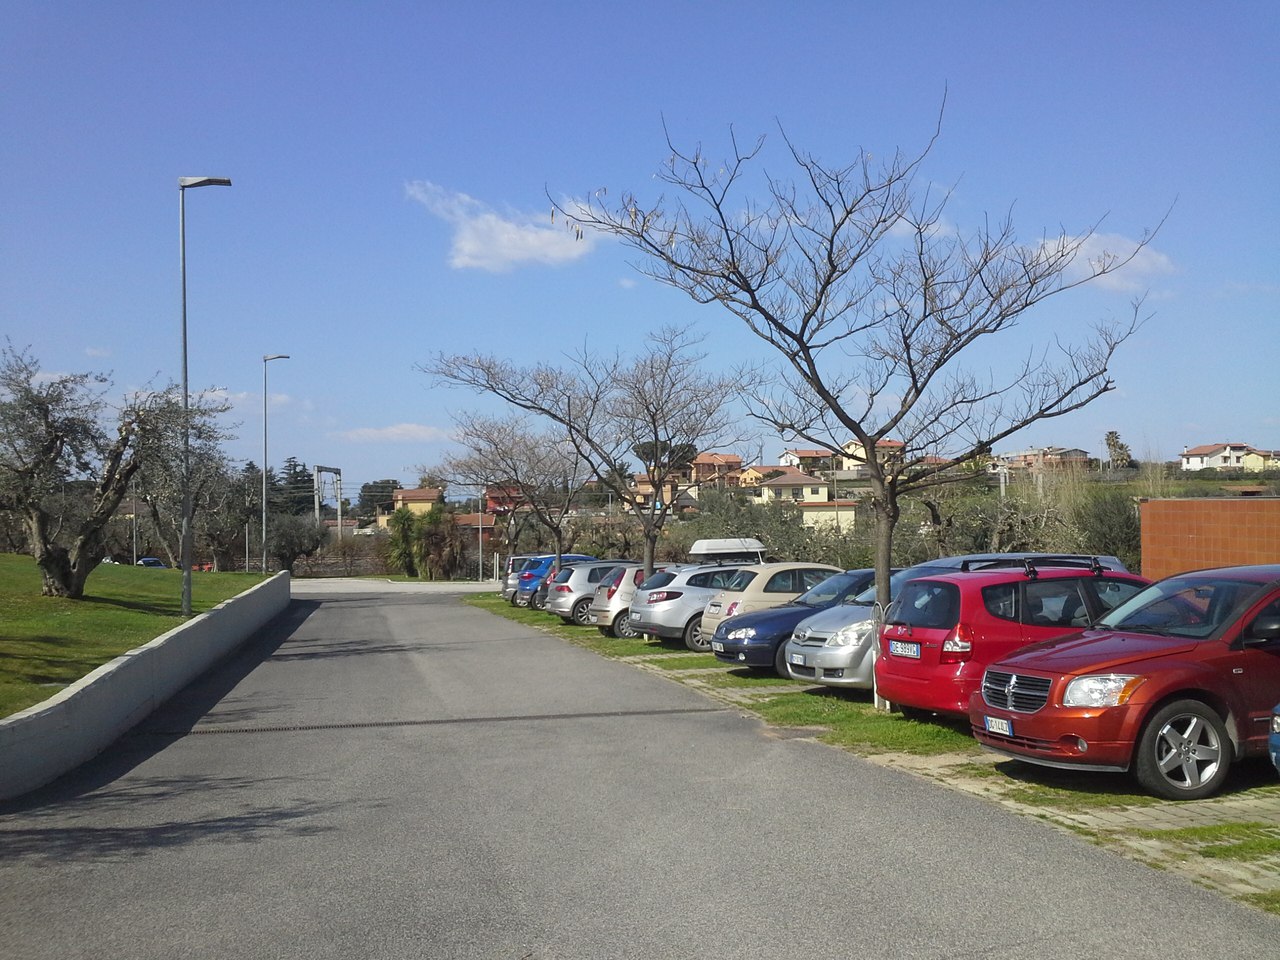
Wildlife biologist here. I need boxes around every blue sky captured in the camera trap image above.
[4,2,1277,500]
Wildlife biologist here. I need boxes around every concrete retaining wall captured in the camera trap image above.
[0,572,292,801]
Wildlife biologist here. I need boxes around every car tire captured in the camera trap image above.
[683,615,708,652]
[571,598,592,626]
[614,611,638,639]
[773,642,790,678]
[1134,699,1232,800]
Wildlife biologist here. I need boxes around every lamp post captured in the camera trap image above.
[179,176,232,616]
[262,354,290,573]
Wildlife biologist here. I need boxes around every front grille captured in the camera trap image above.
[789,664,816,679]
[981,670,1052,713]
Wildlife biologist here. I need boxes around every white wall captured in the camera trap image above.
[0,573,291,801]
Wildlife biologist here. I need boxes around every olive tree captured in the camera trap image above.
[557,124,1159,602]
[0,344,225,597]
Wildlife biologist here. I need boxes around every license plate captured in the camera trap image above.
[587,614,598,624]
[629,611,641,621]
[888,640,920,658]
[711,641,725,652]
[984,716,1013,736]
[789,652,805,666]
[708,603,721,615]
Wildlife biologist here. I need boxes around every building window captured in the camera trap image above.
[791,487,802,499]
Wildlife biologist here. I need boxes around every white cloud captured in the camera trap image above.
[335,423,454,443]
[84,346,111,358]
[618,277,637,289]
[406,181,596,272]
[1059,232,1176,293]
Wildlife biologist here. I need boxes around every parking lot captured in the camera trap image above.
[473,588,1280,916]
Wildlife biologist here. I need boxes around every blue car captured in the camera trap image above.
[513,554,597,608]
[711,569,877,675]
[1270,703,1280,779]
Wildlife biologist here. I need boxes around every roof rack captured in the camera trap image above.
[959,555,1108,577]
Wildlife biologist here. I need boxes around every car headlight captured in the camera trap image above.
[1063,674,1144,707]
[726,626,757,641]
[828,619,874,647]
[1271,712,1280,735]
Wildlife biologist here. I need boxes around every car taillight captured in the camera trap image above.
[607,585,618,599]
[519,572,535,581]
[726,601,740,618]
[646,590,682,603]
[940,623,974,664]
[554,584,572,593]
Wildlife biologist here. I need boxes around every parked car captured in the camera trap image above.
[589,563,669,638]
[136,557,167,568]
[501,554,539,603]
[544,560,630,625]
[873,560,1149,718]
[709,568,877,674]
[1271,703,1280,779]
[630,563,756,651]
[701,563,843,639]
[972,564,1280,800]
[783,554,1130,691]
[511,554,598,607]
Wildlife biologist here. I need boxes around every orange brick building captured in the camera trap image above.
[1139,498,1280,579]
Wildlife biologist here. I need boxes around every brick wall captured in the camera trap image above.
[1140,498,1280,579]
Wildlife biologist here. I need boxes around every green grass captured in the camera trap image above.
[749,689,983,756]
[0,554,264,718]
[1134,823,1280,862]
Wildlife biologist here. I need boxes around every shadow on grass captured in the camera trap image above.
[991,755,1280,802]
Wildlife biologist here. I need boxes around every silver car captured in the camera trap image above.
[543,560,629,625]
[630,563,749,651]
[782,553,1129,689]
[500,554,539,603]
[589,563,669,638]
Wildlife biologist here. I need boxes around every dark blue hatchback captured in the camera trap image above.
[711,569,877,675]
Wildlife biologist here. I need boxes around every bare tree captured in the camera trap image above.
[426,327,744,573]
[556,123,1160,602]
[441,412,589,567]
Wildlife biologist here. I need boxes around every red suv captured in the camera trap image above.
[972,564,1280,799]
[875,560,1149,719]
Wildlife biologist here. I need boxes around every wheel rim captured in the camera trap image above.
[1153,713,1224,791]
[616,613,637,638]
[572,600,591,625]
[686,619,708,650]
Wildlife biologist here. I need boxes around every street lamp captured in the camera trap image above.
[262,354,290,573]
[179,176,232,616]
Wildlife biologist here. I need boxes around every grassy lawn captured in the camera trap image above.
[0,553,263,718]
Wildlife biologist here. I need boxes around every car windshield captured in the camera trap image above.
[639,571,676,590]
[552,567,575,583]
[1096,575,1267,639]
[724,570,759,591]
[794,571,869,607]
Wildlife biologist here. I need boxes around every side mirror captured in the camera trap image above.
[1243,615,1280,645]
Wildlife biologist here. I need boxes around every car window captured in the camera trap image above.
[1090,577,1146,614]
[642,571,677,590]
[588,566,614,584]
[553,568,574,583]
[725,570,758,591]
[983,583,1019,622]
[708,569,740,588]
[888,581,960,630]
[800,569,833,590]
[1023,579,1088,628]
[764,570,797,593]
[632,568,649,586]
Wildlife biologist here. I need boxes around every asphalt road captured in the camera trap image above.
[3,580,1278,960]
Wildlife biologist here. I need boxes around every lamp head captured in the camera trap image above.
[179,176,232,189]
